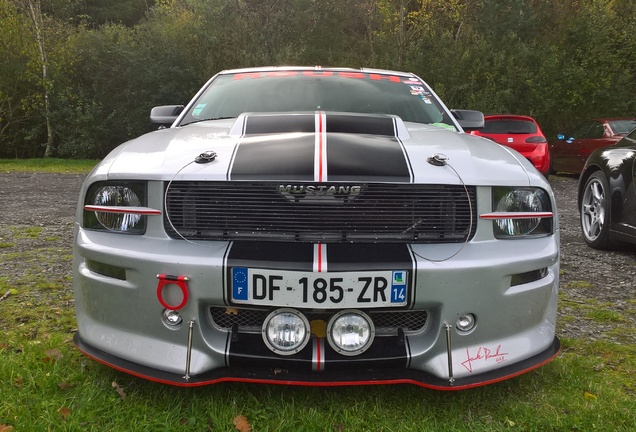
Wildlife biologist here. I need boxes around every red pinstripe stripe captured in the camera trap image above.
[317,243,323,272]
[316,338,322,371]
[480,212,553,219]
[318,113,325,181]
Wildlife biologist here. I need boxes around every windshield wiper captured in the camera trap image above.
[180,117,236,126]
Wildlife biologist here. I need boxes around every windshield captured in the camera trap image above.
[180,71,452,127]
[608,119,636,135]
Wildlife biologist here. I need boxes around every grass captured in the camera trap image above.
[0,158,98,174]
[586,309,623,323]
[564,280,594,290]
[1,334,635,431]
[10,226,43,239]
[1,161,636,431]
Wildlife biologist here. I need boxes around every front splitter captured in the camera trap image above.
[74,333,560,390]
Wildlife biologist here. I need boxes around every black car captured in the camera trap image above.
[578,127,636,249]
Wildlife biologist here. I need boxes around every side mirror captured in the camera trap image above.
[450,109,485,131]
[150,105,184,126]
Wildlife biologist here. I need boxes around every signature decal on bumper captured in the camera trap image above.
[461,345,509,373]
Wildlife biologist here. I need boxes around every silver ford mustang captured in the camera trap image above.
[73,67,560,389]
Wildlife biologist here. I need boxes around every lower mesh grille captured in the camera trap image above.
[210,307,429,336]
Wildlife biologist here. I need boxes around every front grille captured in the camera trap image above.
[210,307,429,336]
[164,181,476,243]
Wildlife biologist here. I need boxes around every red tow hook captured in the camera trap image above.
[156,274,189,310]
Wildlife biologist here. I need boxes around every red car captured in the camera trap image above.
[550,118,636,174]
[471,115,550,175]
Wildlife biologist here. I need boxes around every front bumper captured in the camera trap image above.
[73,225,560,389]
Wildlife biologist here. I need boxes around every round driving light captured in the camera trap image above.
[162,309,182,326]
[456,313,476,332]
[327,310,375,356]
[262,309,310,355]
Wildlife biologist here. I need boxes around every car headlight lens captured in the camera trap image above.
[327,310,375,356]
[493,187,552,238]
[83,182,147,233]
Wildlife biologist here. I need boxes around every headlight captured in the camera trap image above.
[491,187,553,238]
[83,182,147,233]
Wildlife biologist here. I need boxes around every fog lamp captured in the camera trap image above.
[162,309,182,326]
[327,310,375,356]
[456,313,476,333]
[262,309,310,355]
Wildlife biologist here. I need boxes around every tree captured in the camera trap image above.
[11,0,54,157]
[0,1,40,157]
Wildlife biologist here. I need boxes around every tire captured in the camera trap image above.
[580,171,615,249]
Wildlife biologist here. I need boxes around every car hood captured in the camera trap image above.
[91,113,544,187]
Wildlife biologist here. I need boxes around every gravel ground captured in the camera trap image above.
[548,176,636,344]
[1,172,634,342]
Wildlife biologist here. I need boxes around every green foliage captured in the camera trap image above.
[43,0,155,27]
[0,1,40,157]
[0,0,635,158]
[79,0,154,26]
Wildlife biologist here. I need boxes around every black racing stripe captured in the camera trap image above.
[229,113,317,180]
[326,113,395,136]
[229,134,315,180]
[228,333,407,371]
[243,113,316,134]
[230,113,411,181]
[325,244,413,271]
[226,242,314,271]
[326,133,411,182]
[226,243,412,272]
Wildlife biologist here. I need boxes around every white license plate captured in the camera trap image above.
[231,268,408,308]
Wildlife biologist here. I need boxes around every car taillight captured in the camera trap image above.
[525,136,547,143]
